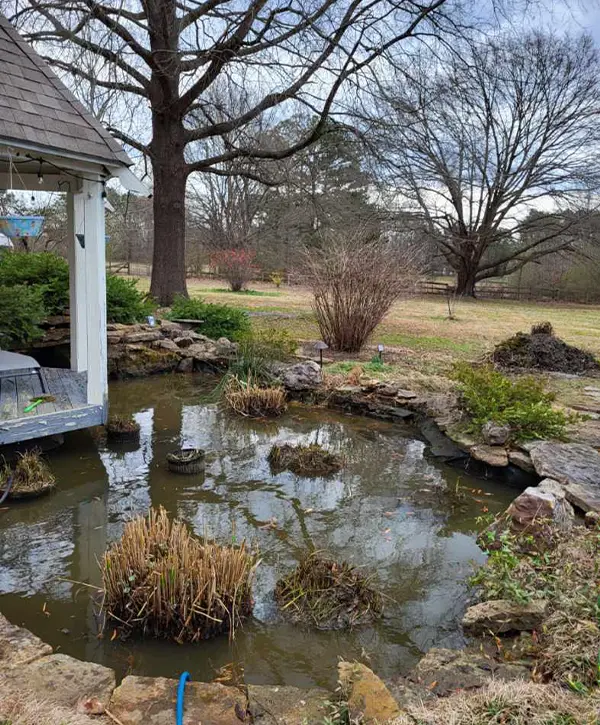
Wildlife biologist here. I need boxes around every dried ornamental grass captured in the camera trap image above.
[275,553,383,630]
[268,443,342,476]
[394,680,600,725]
[101,506,258,642]
[0,450,56,498]
[224,375,287,418]
[105,415,141,442]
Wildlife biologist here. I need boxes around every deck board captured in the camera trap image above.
[0,367,103,446]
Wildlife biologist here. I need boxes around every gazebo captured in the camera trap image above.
[0,15,146,446]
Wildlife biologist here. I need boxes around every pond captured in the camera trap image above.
[0,374,520,689]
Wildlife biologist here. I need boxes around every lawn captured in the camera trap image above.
[133,275,600,397]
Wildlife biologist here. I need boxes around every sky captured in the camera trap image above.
[524,0,600,42]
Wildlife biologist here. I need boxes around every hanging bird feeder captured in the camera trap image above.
[0,151,45,241]
[0,215,45,240]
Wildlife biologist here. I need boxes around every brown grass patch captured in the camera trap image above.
[275,552,383,630]
[393,680,600,724]
[0,450,55,496]
[223,376,287,418]
[268,443,342,477]
[0,680,105,725]
[101,506,258,642]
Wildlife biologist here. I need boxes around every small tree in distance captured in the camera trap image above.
[211,249,258,292]
[304,231,419,352]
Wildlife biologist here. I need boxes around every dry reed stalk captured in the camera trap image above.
[0,450,55,495]
[268,443,342,476]
[101,506,258,642]
[224,376,287,418]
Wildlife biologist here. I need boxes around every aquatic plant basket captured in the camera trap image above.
[105,418,141,444]
[0,215,45,240]
[0,478,56,500]
[167,448,205,474]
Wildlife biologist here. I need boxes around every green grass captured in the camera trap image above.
[377,331,482,355]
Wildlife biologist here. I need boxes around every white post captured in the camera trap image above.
[82,177,108,416]
[67,188,88,372]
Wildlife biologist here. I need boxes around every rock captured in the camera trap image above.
[158,320,184,338]
[395,388,418,400]
[334,385,363,395]
[12,653,116,709]
[508,449,535,473]
[482,421,511,446]
[530,442,600,488]
[108,345,179,378]
[176,357,194,373]
[107,331,124,344]
[462,599,548,635]
[109,676,247,725]
[182,342,221,362]
[338,661,403,724]
[420,419,468,461]
[446,425,479,451]
[470,444,509,467]
[106,323,133,332]
[174,335,195,348]
[409,648,528,696]
[385,678,435,711]
[215,337,237,357]
[563,482,600,514]
[585,510,600,528]
[0,612,52,669]
[123,331,162,343]
[506,485,574,531]
[567,418,600,448]
[281,360,323,391]
[152,338,180,353]
[247,685,329,724]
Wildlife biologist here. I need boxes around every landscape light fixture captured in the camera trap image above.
[315,340,329,369]
[378,343,384,362]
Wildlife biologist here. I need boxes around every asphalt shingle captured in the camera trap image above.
[0,14,131,167]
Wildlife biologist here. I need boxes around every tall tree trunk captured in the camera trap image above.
[149,116,188,306]
[456,265,477,297]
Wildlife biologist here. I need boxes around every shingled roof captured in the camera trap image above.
[0,14,131,167]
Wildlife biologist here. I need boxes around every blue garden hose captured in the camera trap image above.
[176,671,190,725]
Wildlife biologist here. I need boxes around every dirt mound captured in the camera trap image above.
[492,323,599,374]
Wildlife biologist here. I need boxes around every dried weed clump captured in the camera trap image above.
[0,450,55,498]
[101,506,258,642]
[268,443,342,476]
[223,375,287,418]
[275,553,383,630]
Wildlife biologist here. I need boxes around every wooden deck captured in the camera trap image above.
[0,367,104,446]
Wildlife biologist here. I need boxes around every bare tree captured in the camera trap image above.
[6,0,452,304]
[303,229,419,352]
[367,32,600,296]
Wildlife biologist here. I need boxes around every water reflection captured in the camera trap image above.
[0,374,518,687]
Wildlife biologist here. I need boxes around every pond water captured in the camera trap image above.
[0,374,521,689]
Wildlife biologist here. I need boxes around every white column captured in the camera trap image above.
[82,177,108,416]
[67,188,88,372]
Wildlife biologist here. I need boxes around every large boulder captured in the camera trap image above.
[281,360,323,391]
[409,648,528,696]
[470,444,509,467]
[0,612,52,669]
[109,676,247,725]
[338,661,403,724]
[462,599,548,635]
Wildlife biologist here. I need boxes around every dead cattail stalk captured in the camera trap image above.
[101,506,258,642]
[223,375,287,418]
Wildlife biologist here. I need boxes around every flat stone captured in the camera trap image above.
[529,442,600,488]
[420,419,468,460]
[107,332,124,344]
[176,357,194,373]
[174,335,195,348]
[462,599,548,635]
[106,323,133,332]
[338,661,403,724]
[470,445,509,467]
[394,388,418,400]
[0,612,52,669]
[123,331,162,343]
[247,685,329,724]
[508,449,535,473]
[334,385,363,395]
[564,482,600,513]
[2,653,116,709]
[152,338,180,353]
[409,648,528,696]
[181,342,221,361]
[158,320,183,336]
[445,425,478,452]
[567,419,600,448]
[109,676,247,725]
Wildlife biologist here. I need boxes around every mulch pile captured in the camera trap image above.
[492,322,600,374]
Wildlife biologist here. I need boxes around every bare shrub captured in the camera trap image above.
[303,230,419,352]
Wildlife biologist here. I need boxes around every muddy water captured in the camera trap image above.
[0,375,520,688]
